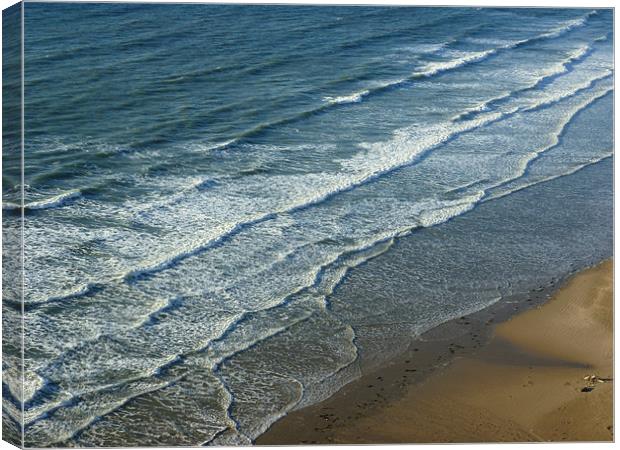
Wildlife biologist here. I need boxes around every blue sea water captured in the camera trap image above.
[1,4,613,446]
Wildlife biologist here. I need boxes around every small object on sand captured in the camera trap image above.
[583,374,605,384]
[581,387,594,393]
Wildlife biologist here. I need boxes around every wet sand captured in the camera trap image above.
[257,259,613,444]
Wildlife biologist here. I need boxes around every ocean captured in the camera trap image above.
[1,4,613,446]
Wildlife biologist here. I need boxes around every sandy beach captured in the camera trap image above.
[258,259,613,444]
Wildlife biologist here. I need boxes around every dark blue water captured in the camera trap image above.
[1,4,613,446]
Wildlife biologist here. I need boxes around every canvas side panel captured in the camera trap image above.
[3,2,24,447]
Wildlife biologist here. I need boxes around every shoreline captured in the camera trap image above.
[257,259,613,444]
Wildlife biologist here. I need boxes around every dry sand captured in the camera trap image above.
[258,259,613,444]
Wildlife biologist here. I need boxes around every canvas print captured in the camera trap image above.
[2,2,614,447]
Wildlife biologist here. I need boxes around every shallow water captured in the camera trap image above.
[1,4,613,446]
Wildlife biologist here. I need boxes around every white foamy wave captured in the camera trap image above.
[3,201,20,210]
[568,43,592,61]
[451,95,505,121]
[539,11,597,39]
[395,41,454,55]
[41,282,98,305]
[525,70,613,112]
[414,48,497,78]
[118,108,508,285]
[464,37,514,46]
[443,12,595,81]
[205,139,238,151]
[323,89,370,105]
[34,75,613,306]
[452,42,598,123]
[416,193,484,228]
[25,190,82,211]
[544,43,595,78]
[189,177,217,191]
[594,33,610,42]
[486,153,613,203]
[417,12,595,81]
[482,86,613,202]
[121,221,244,281]
[185,139,239,154]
